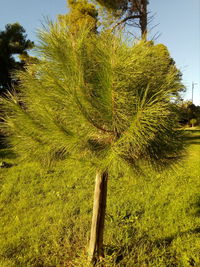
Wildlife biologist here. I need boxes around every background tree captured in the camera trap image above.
[1,22,184,264]
[94,0,149,37]
[58,0,98,34]
[0,23,34,95]
[178,101,200,126]
[190,118,197,128]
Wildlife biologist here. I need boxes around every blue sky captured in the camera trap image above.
[1,0,200,105]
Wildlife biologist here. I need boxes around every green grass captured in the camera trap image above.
[0,130,200,266]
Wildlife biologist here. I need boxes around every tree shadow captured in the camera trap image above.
[0,148,16,160]
[155,227,200,247]
[193,196,200,217]
[103,227,200,265]
[0,148,17,168]
[186,141,200,145]
[183,130,200,145]
[185,130,200,133]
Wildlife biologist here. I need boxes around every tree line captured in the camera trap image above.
[179,101,200,127]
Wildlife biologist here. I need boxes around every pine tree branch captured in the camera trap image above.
[133,0,142,13]
[111,15,141,31]
[74,92,114,134]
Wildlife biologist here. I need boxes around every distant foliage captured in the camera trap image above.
[178,101,200,126]
[190,118,197,128]
[0,23,34,95]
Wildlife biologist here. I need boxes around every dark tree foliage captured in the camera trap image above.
[0,23,34,148]
[178,101,200,126]
[0,23,34,95]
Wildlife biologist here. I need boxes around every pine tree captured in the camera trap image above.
[58,0,98,34]
[0,23,34,94]
[1,22,184,263]
[95,0,149,37]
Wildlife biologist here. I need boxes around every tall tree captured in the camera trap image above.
[1,23,184,264]
[58,0,98,34]
[95,0,149,37]
[0,23,34,95]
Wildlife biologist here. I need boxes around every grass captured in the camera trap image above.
[0,130,200,266]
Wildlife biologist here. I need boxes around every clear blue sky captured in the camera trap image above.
[1,0,200,105]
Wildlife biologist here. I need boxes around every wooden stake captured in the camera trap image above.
[88,170,108,264]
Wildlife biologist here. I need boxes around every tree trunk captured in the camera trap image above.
[140,0,148,38]
[88,170,108,264]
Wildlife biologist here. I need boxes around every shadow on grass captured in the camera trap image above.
[183,130,200,145]
[193,196,200,217]
[0,148,17,160]
[185,129,200,133]
[155,227,200,247]
[104,227,200,264]
[185,141,200,145]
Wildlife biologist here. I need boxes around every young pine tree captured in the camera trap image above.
[0,22,184,263]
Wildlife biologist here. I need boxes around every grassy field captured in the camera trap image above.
[0,129,200,266]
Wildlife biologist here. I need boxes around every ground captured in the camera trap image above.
[0,128,200,266]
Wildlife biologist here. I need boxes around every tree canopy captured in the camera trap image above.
[1,25,183,168]
[0,23,34,95]
[58,0,98,34]
[95,0,149,36]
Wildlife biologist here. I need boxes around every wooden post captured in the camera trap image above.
[88,170,108,264]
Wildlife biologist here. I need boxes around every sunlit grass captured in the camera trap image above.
[0,129,200,266]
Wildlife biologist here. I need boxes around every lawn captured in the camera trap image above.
[0,129,200,266]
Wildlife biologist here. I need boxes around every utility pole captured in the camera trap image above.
[192,82,197,103]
